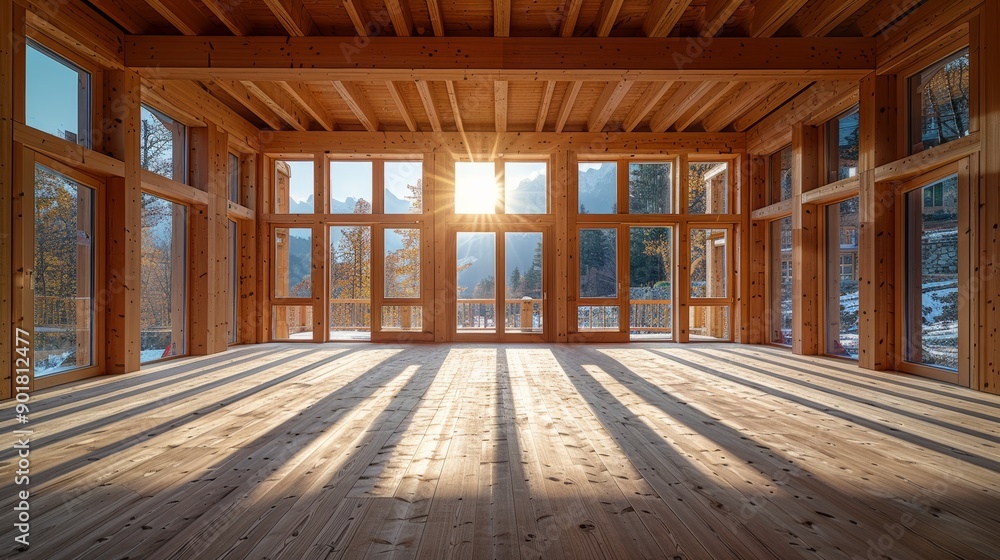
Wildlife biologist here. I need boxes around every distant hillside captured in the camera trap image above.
[577,163,617,214]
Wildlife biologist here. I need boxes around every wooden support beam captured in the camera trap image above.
[648,81,717,132]
[494,0,510,37]
[594,0,625,37]
[200,0,253,36]
[696,0,742,37]
[792,0,868,37]
[554,81,582,133]
[747,0,810,37]
[262,0,318,36]
[746,80,857,153]
[25,0,125,70]
[276,81,336,131]
[387,80,418,132]
[332,81,379,132]
[140,80,260,151]
[673,81,740,132]
[790,122,819,355]
[731,81,812,132]
[238,155,258,344]
[745,159,768,345]
[414,80,442,132]
[342,0,370,35]
[103,69,142,374]
[621,81,671,133]
[425,0,445,36]
[385,0,415,36]
[643,0,694,37]
[88,0,149,34]
[208,79,285,131]
[495,81,508,132]
[856,0,924,36]
[1,2,15,397]
[588,80,633,132]
[875,0,980,74]
[981,0,1000,393]
[145,0,214,35]
[535,80,556,132]
[446,81,464,133]
[700,81,776,132]
[242,80,313,131]
[560,0,584,37]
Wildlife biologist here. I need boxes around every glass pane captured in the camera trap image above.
[384,228,420,298]
[905,176,959,371]
[828,106,860,183]
[690,228,728,298]
[826,199,859,358]
[330,161,373,213]
[381,306,423,332]
[228,153,240,203]
[456,232,496,332]
[689,306,731,341]
[578,306,619,331]
[688,162,728,214]
[771,146,792,203]
[628,163,672,214]
[140,105,186,182]
[272,305,313,340]
[229,219,238,345]
[140,193,187,362]
[455,162,497,214]
[578,162,616,214]
[580,228,617,298]
[505,232,543,333]
[385,161,423,214]
[505,162,547,214]
[33,166,94,376]
[770,217,793,346]
[330,226,371,340]
[274,227,312,297]
[910,48,970,154]
[629,227,672,340]
[26,41,90,147]
[275,160,314,213]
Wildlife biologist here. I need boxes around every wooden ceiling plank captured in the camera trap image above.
[332,81,380,132]
[793,0,870,37]
[673,81,741,132]
[696,0,743,37]
[747,0,810,37]
[588,80,634,132]
[621,81,672,132]
[495,0,510,37]
[414,80,442,132]
[385,0,415,36]
[594,0,626,37]
[276,82,336,131]
[200,0,252,35]
[700,80,781,132]
[494,81,508,133]
[856,0,924,36]
[644,0,695,37]
[560,0,584,37]
[536,81,557,132]
[242,80,313,131]
[342,0,370,36]
[144,0,214,35]
[446,81,465,133]
[262,0,318,36]
[554,81,583,133]
[87,0,149,34]
[648,81,717,132]
[208,79,284,130]
[387,81,418,132]
[732,81,812,131]
[426,0,445,36]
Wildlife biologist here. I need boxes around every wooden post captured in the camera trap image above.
[744,154,767,344]
[312,154,327,342]
[553,150,568,341]
[102,69,142,373]
[791,122,819,355]
[980,2,1000,393]
[857,72,897,371]
[0,1,17,397]
[238,153,258,344]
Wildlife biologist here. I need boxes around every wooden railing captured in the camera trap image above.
[629,299,672,333]
[34,296,89,330]
[457,298,543,331]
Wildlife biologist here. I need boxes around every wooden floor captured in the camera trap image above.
[2,343,999,559]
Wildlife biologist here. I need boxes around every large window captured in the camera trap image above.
[383,227,422,332]
[228,153,240,204]
[579,228,618,331]
[688,162,728,214]
[456,232,497,332]
[770,217,793,346]
[629,227,672,339]
[274,159,314,213]
[228,219,238,345]
[455,162,498,214]
[26,41,90,147]
[628,163,672,214]
[505,162,548,214]
[578,162,617,214]
[770,146,792,204]
[690,228,728,298]
[826,106,860,184]
[329,225,371,340]
[904,175,959,371]
[385,161,423,214]
[909,48,970,154]
[826,198,860,359]
[140,193,187,362]
[140,105,187,183]
[330,161,373,213]
[33,165,95,376]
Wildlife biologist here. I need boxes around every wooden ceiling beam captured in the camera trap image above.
[200,0,252,35]
[856,0,924,36]
[644,0,694,37]
[554,81,583,133]
[494,81,508,133]
[145,0,213,35]
[695,0,742,37]
[332,81,380,132]
[535,81,557,132]
[276,82,336,131]
[414,80,442,132]
[387,81,418,132]
[87,0,149,34]
[385,0,415,36]
[648,81,717,132]
[126,37,877,81]
[495,0,510,37]
[746,0,810,37]
[262,0,318,36]
[241,81,314,131]
[560,0,584,37]
[588,80,634,132]
[673,81,740,132]
[621,81,672,132]
[445,81,464,133]
[732,81,813,131]
[792,0,869,37]
[594,0,625,37]
[700,80,786,132]
[426,0,445,36]
[342,0,370,36]
[207,79,285,130]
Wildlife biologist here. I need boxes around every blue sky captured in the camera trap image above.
[26,43,86,145]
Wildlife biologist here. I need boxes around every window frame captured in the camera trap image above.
[824,104,861,186]
[24,37,94,149]
[906,46,972,156]
[139,103,190,184]
[768,145,793,205]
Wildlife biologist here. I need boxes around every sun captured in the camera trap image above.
[454,162,498,214]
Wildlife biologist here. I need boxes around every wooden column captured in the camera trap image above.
[980,3,1000,393]
[432,153,451,341]
[102,69,142,374]
[744,154,767,344]
[238,153,258,344]
[553,150,569,341]
[190,124,229,355]
[312,154,327,342]
[0,1,16,397]
[791,122,819,355]
[857,72,897,371]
